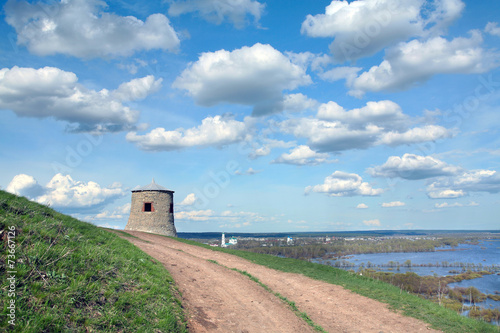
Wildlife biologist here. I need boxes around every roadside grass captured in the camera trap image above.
[174,237,498,333]
[0,190,187,332]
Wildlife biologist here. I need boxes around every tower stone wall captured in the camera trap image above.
[125,180,176,237]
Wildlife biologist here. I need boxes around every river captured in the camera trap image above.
[316,239,500,313]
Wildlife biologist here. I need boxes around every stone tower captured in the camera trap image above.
[125,179,177,237]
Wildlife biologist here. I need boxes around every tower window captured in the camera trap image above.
[143,202,154,212]
[169,203,174,213]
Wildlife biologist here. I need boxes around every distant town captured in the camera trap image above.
[180,230,500,250]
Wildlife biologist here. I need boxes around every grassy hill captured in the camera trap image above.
[0,190,187,332]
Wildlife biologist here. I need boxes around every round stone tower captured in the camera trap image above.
[125,179,177,237]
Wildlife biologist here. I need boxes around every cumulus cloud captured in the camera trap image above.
[279,100,451,153]
[317,100,408,130]
[0,66,161,132]
[283,93,319,113]
[172,43,312,116]
[280,117,382,152]
[382,201,405,207]
[115,203,131,215]
[112,76,163,101]
[4,0,180,58]
[6,173,125,211]
[301,0,465,63]
[305,171,383,197]
[5,174,45,198]
[168,0,265,28]
[485,22,500,37]
[427,188,465,199]
[179,193,197,206]
[126,115,249,151]
[363,219,381,226]
[348,32,498,97]
[272,145,333,166]
[319,66,361,84]
[93,211,123,220]
[376,125,452,146]
[368,153,462,180]
[427,169,500,198]
[357,203,368,209]
[5,0,179,58]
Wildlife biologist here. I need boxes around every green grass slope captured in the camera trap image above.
[0,190,187,332]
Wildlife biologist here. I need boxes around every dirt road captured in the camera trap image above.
[119,231,440,333]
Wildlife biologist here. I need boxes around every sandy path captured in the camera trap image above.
[119,231,440,333]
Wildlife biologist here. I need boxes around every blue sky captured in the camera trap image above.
[1,0,499,232]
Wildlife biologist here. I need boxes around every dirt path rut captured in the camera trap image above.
[119,231,440,333]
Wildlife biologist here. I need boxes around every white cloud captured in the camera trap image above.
[95,222,122,229]
[6,173,125,211]
[427,169,500,198]
[485,22,500,37]
[382,201,405,207]
[272,145,333,166]
[348,32,498,97]
[427,189,465,199]
[94,210,124,220]
[279,106,449,153]
[317,100,408,130]
[278,100,452,153]
[6,174,45,198]
[115,203,131,214]
[235,167,261,175]
[356,203,368,209]
[283,93,318,113]
[368,153,462,180]
[0,66,161,132]
[176,209,216,221]
[179,193,197,206]
[301,0,422,62]
[280,117,382,152]
[248,146,271,159]
[435,201,479,208]
[112,76,163,101]
[248,139,295,159]
[305,171,383,197]
[5,0,179,58]
[319,66,361,84]
[363,219,381,226]
[168,0,265,28]
[172,43,312,116]
[301,0,465,63]
[220,210,266,222]
[126,115,249,151]
[176,208,267,225]
[376,125,452,146]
